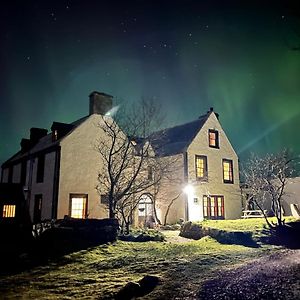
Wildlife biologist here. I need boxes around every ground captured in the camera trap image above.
[199,249,300,300]
[0,218,299,299]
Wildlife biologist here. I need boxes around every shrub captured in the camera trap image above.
[180,221,258,247]
[118,229,165,242]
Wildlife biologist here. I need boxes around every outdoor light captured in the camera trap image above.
[183,184,194,196]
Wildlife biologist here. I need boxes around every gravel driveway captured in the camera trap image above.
[198,249,300,300]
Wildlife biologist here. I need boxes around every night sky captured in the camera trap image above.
[1,0,300,166]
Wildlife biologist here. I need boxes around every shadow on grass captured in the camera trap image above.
[260,220,300,249]
[0,218,119,276]
[180,222,259,248]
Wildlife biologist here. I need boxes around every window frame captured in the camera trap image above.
[3,204,16,218]
[222,159,234,184]
[69,194,88,219]
[203,195,224,219]
[20,160,27,185]
[208,129,219,148]
[195,155,208,181]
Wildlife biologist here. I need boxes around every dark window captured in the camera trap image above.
[223,159,234,184]
[8,166,13,183]
[208,129,219,148]
[148,166,153,180]
[36,154,45,183]
[203,195,224,219]
[195,155,208,181]
[33,194,42,223]
[20,161,27,185]
[69,194,88,219]
[100,194,109,205]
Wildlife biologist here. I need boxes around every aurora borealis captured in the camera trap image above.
[1,0,300,165]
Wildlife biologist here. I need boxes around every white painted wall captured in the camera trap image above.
[29,151,57,220]
[186,112,241,220]
[57,114,110,219]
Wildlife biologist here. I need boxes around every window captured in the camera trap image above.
[195,155,207,181]
[3,205,16,218]
[147,166,153,181]
[100,194,109,205]
[193,197,199,204]
[8,166,13,183]
[20,160,27,185]
[52,130,58,142]
[203,196,224,219]
[208,129,219,148]
[223,159,234,183]
[36,154,45,183]
[138,194,153,217]
[69,194,88,219]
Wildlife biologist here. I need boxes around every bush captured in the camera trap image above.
[118,229,165,242]
[180,221,258,247]
[160,224,181,230]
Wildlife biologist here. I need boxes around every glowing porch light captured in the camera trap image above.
[183,184,194,196]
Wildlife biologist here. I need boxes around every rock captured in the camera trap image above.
[138,275,160,296]
[115,281,140,300]
[115,275,160,299]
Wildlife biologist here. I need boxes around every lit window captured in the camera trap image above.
[3,205,16,218]
[138,194,153,217]
[223,159,233,183]
[203,196,208,217]
[195,155,207,180]
[203,196,224,219]
[70,195,87,219]
[208,129,219,148]
[52,130,58,141]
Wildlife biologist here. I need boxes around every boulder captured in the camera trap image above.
[115,282,140,300]
[138,275,160,296]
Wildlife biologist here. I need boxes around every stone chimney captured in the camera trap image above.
[30,128,48,144]
[89,91,113,115]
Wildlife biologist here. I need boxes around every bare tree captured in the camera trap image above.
[151,164,183,226]
[96,98,177,233]
[242,149,295,228]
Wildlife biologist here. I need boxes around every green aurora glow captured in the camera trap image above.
[0,0,300,166]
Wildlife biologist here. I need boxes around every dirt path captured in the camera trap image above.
[198,249,300,300]
[161,230,191,243]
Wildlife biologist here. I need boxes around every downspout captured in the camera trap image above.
[27,153,34,220]
[184,151,189,221]
[52,146,61,220]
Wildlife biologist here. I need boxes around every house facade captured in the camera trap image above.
[1,91,241,225]
[145,108,241,225]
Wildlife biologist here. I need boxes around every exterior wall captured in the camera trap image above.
[186,113,241,220]
[283,177,300,216]
[28,151,57,221]
[151,154,186,225]
[57,114,109,219]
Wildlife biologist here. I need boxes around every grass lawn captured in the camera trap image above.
[0,218,290,299]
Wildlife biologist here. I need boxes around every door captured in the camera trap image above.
[203,195,224,219]
[138,194,154,227]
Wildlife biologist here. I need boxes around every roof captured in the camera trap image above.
[2,115,89,166]
[150,113,210,156]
